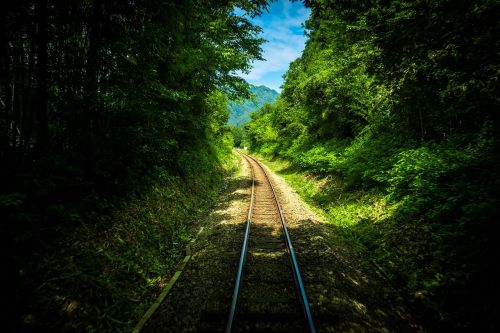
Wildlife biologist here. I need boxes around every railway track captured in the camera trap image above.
[224,151,316,333]
[141,150,420,332]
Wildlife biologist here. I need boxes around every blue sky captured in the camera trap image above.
[238,1,310,92]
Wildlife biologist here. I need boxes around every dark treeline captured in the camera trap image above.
[1,0,264,190]
[247,0,499,330]
[1,0,267,331]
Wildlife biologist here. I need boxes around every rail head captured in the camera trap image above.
[226,151,255,333]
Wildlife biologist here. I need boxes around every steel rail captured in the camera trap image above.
[243,152,317,333]
[226,151,255,333]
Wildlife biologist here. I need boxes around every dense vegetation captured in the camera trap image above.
[247,0,499,330]
[228,84,279,126]
[3,0,499,331]
[1,0,267,331]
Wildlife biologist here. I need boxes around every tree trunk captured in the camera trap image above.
[0,12,12,150]
[35,0,48,152]
[83,0,104,157]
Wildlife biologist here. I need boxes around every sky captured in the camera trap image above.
[238,0,310,92]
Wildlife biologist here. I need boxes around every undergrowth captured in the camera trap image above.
[7,148,238,333]
[254,127,499,331]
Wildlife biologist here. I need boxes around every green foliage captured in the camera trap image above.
[0,193,26,208]
[387,148,453,199]
[245,103,280,154]
[1,0,267,331]
[246,0,500,330]
[26,157,235,332]
[230,126,248,148]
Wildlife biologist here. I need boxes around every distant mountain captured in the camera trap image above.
[228,85,279,126]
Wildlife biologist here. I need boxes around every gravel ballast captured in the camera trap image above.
[140,153,424,332]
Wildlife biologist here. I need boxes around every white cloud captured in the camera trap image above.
[240,42,301,80]
[239,1,310,84]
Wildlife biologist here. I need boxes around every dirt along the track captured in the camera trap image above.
[141,152,424,332]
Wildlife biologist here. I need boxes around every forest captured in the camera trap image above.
[246,0,499,331]
[1,0,499,332]
[1,0,265,331]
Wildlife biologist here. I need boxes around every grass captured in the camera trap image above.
[254,151,499,331]
[255,154,394,248]
[13,152,239,333]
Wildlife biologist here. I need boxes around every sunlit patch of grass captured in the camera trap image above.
[257,154,395,230]
[255,153,408,267]
[146,276,162,287]
[62,300,79,314]
[324,194,394,227]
